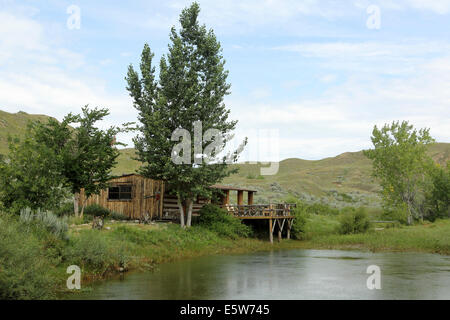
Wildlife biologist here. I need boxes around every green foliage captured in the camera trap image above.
[197,204,252,239]
[381,205,408,224]
[0,107,122,217]
[20,209,69,240]
[33,106,123,216]
[364,121,435,224]
[109,211,130,221]
[65,230,114,272]
[0,127,68,213]
[246,173,265,180]
[53,202,74,217]
[425,162,450,221]
[125,2,245,227]
[290,207,307,240]
[83,204,110,218]
[307,202,340,215]
[0,214,56,299]
[338,208,371,235]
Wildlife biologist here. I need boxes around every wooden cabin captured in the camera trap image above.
[79,173,257,221]
[79,174,164,220]
[80,173,295,243]
[161,184,257,220]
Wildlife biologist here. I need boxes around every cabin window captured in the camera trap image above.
[108,185,132,200]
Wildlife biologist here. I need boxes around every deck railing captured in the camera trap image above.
[222,203,296,218]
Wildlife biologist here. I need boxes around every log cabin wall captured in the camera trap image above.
[161,194,210,220]
[79,174,164,220]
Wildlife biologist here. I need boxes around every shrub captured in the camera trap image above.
[338,208,371,235]
[308,203,340,215]
[109,211,129,221]
[289,204,308,239]
[83,204,110,218]
[53,202,74,217]
[197,204,252,239]
[0,214,56,299]
[64,230,114,272]
[20,208,69,240]
[381,205,408,224]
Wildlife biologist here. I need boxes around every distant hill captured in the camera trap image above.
[0,110,54,154]
[1,109,449,207]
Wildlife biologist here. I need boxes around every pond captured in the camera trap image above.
[75,249,450,299]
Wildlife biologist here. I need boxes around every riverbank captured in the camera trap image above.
[286,218,450,255]
[0,213,296,299]
[1,213,449,299]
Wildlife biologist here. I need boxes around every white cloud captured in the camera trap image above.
[398,0,450,14]
[0,10,136,147]
[228,51,450,159]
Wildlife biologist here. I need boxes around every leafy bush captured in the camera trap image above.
[197,204,252,239]
[308,203,340,215]
[53,202,74,217]
[338,208,371,235]
[109,211,129,221]
[425,163,450,221]
[64,230,115,272]
[0,214,56,299]
[290,204,308,239]
[83,204,110,218]
[20,208,69,240]
[381,205,408,224]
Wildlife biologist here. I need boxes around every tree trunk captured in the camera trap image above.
[74,193,80,217]
[186,198,193,228]
[177,194,185,228]
[407,201,413,225]
[80,198,87,220]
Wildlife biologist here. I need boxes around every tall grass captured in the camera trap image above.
[20,208,68,240]
[301,219,450,254]
[0,214,57,299]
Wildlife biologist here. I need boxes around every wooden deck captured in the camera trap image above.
[223,203,296,219]
[223,203,296,243]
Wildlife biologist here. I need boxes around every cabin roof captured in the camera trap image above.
[112,174,257,193]
[210,184,257,193]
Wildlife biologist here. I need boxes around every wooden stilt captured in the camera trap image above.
[287,219,292,240]
[277,219,282,242]
[269,218,273,244]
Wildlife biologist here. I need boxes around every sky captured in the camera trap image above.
[0,0,449,162]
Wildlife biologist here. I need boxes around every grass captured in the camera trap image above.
[291,219,450,255]
[0,212,292,299]
[2,208,450,300]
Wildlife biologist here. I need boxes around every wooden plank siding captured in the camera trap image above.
[161,194,210,220]
[79,174,164,220]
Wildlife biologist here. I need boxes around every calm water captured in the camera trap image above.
[75,249,450,300]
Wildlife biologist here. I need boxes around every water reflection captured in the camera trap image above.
[75,250,450,300]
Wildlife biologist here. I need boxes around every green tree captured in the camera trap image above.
[0,128,68,213]
[425,162,450,220]
[33,106,122,218]
[125,2,245,227]
[364,121,435,224]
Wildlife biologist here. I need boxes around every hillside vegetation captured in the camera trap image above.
[1,109,449,208]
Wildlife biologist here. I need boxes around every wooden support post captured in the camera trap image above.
[237,190,244,206]
[269,218,273,244]
[278,220,282,242]
[247,191,254,205]
[222,190,230,206]
[287,219,292,240]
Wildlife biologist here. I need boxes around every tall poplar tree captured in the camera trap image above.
[126,2,245,227]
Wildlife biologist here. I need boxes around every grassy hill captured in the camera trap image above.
[1,109,449,207]
[0,110,54,154]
